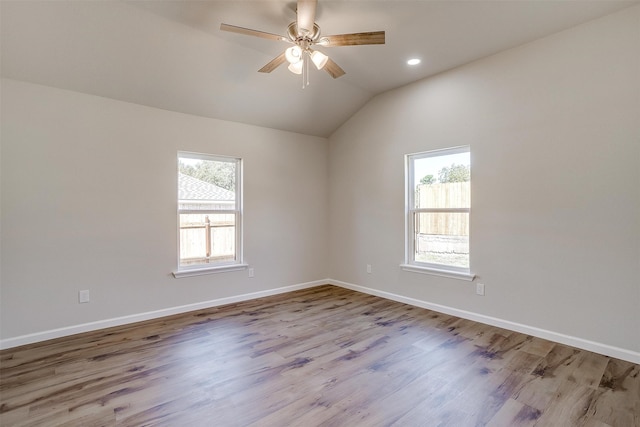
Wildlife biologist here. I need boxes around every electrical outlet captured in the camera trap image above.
[78,290,90,303]
[366,264,372,274]
[248,268,255,278]
[476,283,485,296]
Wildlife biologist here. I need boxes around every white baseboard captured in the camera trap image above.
[3,278,639,364]
[328,279,640,364]
[0,280,325,350]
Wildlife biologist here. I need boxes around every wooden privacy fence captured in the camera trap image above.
[179,214,235,265]
[416,182,470,236]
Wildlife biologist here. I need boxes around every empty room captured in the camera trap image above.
[1,0,639,426]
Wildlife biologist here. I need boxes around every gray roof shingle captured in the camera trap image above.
[178,173,235,201]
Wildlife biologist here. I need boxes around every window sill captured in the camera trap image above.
[172,264,248,278]
[399,264,476,281]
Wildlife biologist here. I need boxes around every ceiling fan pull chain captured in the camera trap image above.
[301,55,309,89]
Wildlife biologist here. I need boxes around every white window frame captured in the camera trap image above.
[401,146,475,281]
[173,151,246,278]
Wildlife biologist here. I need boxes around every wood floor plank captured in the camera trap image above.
[486,398,540,427]
[1,285,638,426]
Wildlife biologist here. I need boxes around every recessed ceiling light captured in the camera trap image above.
[407,58,421,66]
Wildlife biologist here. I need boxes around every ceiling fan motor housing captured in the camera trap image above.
[288,22,321,45]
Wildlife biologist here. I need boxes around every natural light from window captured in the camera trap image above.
[177,152,242,271]
[406,147,471,276]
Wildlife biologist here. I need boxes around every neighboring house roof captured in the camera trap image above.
[178,173,235,201]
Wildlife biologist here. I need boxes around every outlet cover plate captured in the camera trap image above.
[79,290,90,303]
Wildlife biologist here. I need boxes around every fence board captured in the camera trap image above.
[416,182,469,236]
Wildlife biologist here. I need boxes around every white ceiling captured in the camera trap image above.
[2,0,637,137]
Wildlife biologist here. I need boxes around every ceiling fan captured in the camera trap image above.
[220,0,385,87]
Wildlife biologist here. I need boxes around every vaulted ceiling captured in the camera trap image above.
[2,0,637,137]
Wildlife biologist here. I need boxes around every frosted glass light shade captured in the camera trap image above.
[285,46,303,64]
[288,61,303,74]
[310,50,328,70]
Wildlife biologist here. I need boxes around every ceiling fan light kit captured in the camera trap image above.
[220,0,385,88]
[285,46,302,64]
[288,61,303,75]
[310,50,329,70]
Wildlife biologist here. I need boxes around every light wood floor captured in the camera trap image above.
[1,285,638,426]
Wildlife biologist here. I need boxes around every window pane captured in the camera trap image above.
[413,152,470,209]
[178,158,236,210]
[415,181,470,209]
[414,212,469,268]
[179,213,236,266]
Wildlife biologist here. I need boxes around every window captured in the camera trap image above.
[174,152,244,276]
[403,146,473,280]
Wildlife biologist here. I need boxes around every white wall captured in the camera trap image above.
[1,79,328,341]
[329,6,640,356]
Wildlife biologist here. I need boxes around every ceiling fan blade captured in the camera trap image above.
[323,58,346,79]
[220,23,287,42]
[296,0,317,36]
[258,52,287,73]
[320,31,385,47]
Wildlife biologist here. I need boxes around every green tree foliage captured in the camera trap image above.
[179,160,236,191]
[420,174,435,185]
[438,163,470,183]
